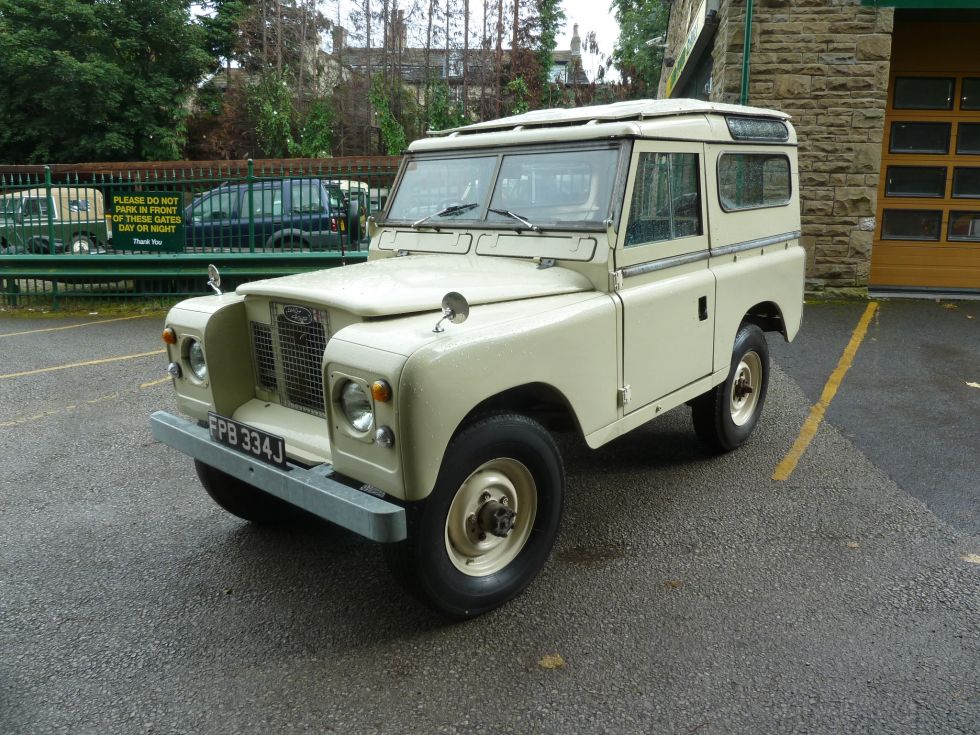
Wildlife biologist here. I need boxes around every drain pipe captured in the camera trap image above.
[739,0,754,105]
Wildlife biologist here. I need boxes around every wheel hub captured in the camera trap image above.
[478,498,517,538]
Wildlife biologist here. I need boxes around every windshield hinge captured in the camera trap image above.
[610,270,624,291]
[619,385,631,406]
[536,257,556,269]
[396,249,409,257]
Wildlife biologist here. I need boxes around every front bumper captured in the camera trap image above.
[150,411,407,542]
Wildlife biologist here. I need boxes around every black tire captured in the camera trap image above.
[691,322,770,453]
[384,414,564,619]
[194,459,297,524]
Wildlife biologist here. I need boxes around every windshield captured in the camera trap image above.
[385,146,622,229]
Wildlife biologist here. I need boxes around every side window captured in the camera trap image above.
[22,197,52,219]
[289,182,324,214]
[244,187,278,217]
[718,153,791,211]
[192,190,235,221]
[624,152,702,247]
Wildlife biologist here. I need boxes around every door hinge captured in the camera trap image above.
[610,270,624,291]
[619,385,632,406]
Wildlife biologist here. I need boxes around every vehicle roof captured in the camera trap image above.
[410,98,795,152]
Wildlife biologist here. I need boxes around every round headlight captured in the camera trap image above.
[341,380,374,433]
[187,339,207,381]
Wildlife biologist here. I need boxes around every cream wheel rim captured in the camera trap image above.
[730,351,762,426]
[445,458,537,577]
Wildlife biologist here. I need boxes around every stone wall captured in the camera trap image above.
[661,0,895,295]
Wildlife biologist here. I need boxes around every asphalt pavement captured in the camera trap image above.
[0,300,977,735]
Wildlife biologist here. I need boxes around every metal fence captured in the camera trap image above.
[0,157,401,309]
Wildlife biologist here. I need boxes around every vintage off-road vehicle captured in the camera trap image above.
[150,99,804,618]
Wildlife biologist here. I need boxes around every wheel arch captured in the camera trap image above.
[742,300,788,339]
[457,382,582,437]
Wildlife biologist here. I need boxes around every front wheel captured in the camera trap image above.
[691,322,770,453]
[194,460,298,524]
[384,414,564,619]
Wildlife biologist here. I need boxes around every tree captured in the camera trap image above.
[611,0,668,97]
[0,0,211,162]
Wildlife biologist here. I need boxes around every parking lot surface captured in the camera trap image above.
[0,301,977,735]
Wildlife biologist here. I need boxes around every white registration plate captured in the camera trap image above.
[208,412,287,469]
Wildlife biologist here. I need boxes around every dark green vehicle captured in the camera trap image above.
[0,187,110,254]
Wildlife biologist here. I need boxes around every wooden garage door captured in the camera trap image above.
[870,24,980,290]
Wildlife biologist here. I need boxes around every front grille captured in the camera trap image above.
[251,322,277,390]
[249,302,330,417]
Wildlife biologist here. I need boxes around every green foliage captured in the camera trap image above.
[426,82,468,132]
[533,0,566,89]
[245,70,296,157]
[291,99,334,158]
[506,77,531,115]
[611,0,669,97]
[369,75,407,155]
[0,0,211,163]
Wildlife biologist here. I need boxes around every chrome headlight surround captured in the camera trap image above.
[340,380,375,433]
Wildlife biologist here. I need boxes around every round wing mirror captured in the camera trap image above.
[433,291,469,332]
[207,263,222,295]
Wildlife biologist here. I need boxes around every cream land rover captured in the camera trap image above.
[150,99,804,618]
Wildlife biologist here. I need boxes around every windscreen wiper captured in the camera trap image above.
[487,208,543,233]
[412,202,478,229]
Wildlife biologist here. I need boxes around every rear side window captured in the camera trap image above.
[290,182,324,214]
[718,153,791,211]
[624,152,702,247]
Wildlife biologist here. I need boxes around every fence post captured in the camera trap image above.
[247,158,255,254]
[44,165,61,309]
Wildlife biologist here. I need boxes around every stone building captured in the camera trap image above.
[659,0,980,296]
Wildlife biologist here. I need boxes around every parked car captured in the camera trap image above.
[151,99,805,619]
[184,178,356,251]
[0,187,110,254]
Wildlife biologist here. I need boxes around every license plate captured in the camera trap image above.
[208,412,287,469]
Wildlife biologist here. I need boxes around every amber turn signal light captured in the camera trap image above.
[162,327,177,345]
[371,380,392,402]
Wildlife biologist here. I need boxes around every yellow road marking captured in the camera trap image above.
[0,349,165,380]
[0,392,121,428]
[0,314,149,338]
[0,374,171,429]
[773,301,878,482]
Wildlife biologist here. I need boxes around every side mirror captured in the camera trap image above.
[432,291,469,333]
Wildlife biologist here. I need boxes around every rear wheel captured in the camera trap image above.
[691,322,770,453]
[70,234,95,254]
[384,414,564,619]
[194,460,297,524]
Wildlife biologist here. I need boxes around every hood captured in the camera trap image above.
[236,254,594,317]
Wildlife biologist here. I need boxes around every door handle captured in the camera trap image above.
[698,296,708,321]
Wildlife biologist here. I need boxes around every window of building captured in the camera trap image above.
[952,167,980,198]
[624,152,701,247]
[893,77,955,110]
[948,211,980,241]
[957,123,980,155]
[881,209,942,241]
[885,166,947,197]
[960,78,980,110]
[890,122,951,154]
[717,153,790,212]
